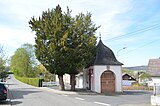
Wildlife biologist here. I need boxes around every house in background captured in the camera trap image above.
[147,58,160,86]
[122,73,137,86]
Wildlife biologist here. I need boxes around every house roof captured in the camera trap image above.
[147,58,160,77]
[93,40,123,66]
[122,73,136,81]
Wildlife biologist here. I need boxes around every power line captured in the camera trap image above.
[105,23,160,41]
[119,38,160,56]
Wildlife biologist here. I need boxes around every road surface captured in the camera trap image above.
[0,75,152,106]
[6,75,101,106]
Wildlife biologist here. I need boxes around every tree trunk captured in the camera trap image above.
[70,74,76,91]
[58,75,65,91]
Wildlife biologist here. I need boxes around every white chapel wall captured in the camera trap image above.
[92,65,122,93]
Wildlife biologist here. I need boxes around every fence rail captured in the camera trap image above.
[42,81,59,87]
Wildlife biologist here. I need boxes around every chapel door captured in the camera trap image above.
[101,71,115,93]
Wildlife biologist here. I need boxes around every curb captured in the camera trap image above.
[39,87,78,94]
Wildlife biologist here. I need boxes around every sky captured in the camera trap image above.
[0,0,160,67]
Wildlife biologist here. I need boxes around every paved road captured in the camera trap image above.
[5,75,101,106]
[0,75,153,106]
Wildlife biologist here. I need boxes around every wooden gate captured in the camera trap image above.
[101,71,115,93]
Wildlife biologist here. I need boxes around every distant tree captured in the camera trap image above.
[37,64,55,81]
[0,45,7,81]
[29,5,99,90]
[21,43,39,67]
[139,72,150,83]
[10,48,33,77]
[0,57,5,73]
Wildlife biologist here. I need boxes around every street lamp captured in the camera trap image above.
[116,47,127,57]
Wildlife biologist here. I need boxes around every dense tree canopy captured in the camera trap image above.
[29,5,99,90]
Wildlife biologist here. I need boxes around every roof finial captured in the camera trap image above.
[99,32,101,40]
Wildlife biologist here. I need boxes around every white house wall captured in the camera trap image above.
[55,74,70,85]
[148,77,160,86]
[83,69,89,89]
[76,75,83,88]
[92,65,122,93]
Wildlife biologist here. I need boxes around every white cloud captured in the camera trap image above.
[0,25,35,54]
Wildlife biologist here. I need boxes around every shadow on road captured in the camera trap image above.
[123,90,152,95]
[0,100,11,105]
[9,88,42,105]
[101,90,152,96]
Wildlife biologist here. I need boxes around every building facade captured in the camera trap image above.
[147,58,160,86]
[83,40,123,93]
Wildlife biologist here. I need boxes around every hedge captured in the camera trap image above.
[15,75,44,87]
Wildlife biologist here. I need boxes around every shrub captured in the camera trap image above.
[15,75,43,87]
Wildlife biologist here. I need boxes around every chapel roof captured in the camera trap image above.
[93,40,123,66]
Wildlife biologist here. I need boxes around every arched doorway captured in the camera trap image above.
[101,71,115,93]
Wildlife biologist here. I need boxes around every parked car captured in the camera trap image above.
[0,83,8,100]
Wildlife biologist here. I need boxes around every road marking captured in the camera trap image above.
[75,97,85,101]
[62,94,68,96]
[94,101,111,106]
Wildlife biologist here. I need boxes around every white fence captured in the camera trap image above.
[42,81,59,87]
[153,83,160,96]
[42,81,71,89]
[151,83,160,105]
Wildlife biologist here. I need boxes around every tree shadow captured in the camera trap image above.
[9,88,42,105]
[0,100,11,105]
[122,90,152,95]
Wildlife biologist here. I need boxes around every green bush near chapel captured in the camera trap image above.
[15,75,43,87]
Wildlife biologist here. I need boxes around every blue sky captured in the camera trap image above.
[0,0,160,67]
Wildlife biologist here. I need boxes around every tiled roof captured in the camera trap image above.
[147,58,160,76]
[93,40,123,65]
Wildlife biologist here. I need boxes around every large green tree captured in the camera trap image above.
[29,5,68,90]
[29,5,99,90]
[63,13,98,90]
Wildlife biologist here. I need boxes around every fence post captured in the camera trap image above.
[39,79,44,87]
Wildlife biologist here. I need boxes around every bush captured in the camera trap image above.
[15,75,43,87]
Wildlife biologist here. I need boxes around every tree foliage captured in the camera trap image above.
[37,64,55,81]
[0,57,5,72]
[0,45,7,80]
[139,72,150,80]
[21,43,38,67]
[10,48,33,77]
[29,5,99,90]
